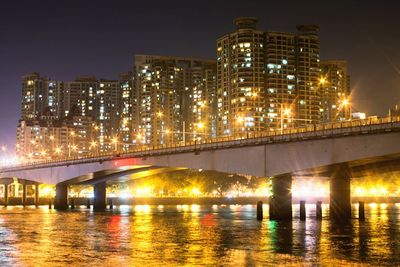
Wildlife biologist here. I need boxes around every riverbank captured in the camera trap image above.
[1,196,400,206]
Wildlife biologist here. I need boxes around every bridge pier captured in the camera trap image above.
[93,182,106,211]
[3,183,9,207]
[329,164,351,221]
[269,173,292,220]
[35,184,39,207]
[55,184,69,210]
[22,183,27,206]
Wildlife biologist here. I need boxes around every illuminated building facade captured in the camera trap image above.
[264,31,296,130]
[295,25,321,126]
[217,17,265,136]
[63,76,97,118]
[18,73,127,159]
[16,116,88,160]
[63,77,122,151]
[119,72,134,150]
[217,18,322,134]
[134,55,216,145]
[94,80,121,151]
[21,73,63,119]
[320,60,350,122]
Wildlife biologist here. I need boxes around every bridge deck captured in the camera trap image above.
[1,117,400,173]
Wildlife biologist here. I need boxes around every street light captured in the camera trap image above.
[280,106,292,134]
[338,97,351,120]
[195,122,206,141]
[55,147,62,156]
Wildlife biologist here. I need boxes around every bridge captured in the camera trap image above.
[1,116,400,220]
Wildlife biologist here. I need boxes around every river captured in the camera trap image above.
[0,203,399,266]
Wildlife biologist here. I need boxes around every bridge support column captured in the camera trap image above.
[329,164,351,221]
[94,182,106,211]
[35,184,39,207]
[269,173,292,220]
[22,183,27,206]
[3,184,8,207]
[55,184,68,210]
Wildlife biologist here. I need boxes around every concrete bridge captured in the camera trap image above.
[1,117,400,220]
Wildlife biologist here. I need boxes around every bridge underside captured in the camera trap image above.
[54,165,187,210]
[295,153,400,178]
[0,178,40,206]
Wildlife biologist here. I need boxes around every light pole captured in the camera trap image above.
[339,97,351,120]
[280,106,292,134]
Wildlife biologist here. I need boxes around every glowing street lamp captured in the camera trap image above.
[319,76,327,85]
[280,106,292,134]
[338,97,351,120]
[55,147,62,155]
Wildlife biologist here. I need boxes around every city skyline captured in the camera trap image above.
[1,2,400,265]
[1,0,400,150]
[14,16,351,160]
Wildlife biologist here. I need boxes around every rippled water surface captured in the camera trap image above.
[0,204,399,266]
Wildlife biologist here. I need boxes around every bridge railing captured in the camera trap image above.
[2,115,400,171]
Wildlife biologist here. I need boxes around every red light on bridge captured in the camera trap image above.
[113,158,137,167]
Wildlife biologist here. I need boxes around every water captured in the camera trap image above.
[0,204,399,266]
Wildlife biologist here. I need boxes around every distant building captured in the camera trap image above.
[320,60,351,122]
[18,73,128,159]
[133,55,216,145]
[16,115,93,160]
[217,18,265,136]
[217,17,321,135]
[16,17,352,160]
[20,73,63,119]
[388,105,400,117]
[119,72,134,150]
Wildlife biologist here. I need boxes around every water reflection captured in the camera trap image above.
[0,204,398,265]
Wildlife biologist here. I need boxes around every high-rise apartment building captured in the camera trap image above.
[63,76,98,118]
[95,79,121,151]
[16,116,86,160]
[295,25,321,126]
[134,55,216,145]
[63,77,122,151]
[264,31,296,129]
[320,60,350,122]
[18,73,126,159]
[119,72,134,150]
[21,73,63,120]
[217,18,265,136]
[217,18,322,134]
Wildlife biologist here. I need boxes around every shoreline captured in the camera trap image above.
[1,196,400,206]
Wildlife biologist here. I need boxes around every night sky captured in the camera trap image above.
[1,0,400,150]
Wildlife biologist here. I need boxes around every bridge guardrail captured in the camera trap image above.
[1,116,400,172]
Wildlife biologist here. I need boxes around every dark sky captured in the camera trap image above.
[1,0,400,149]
